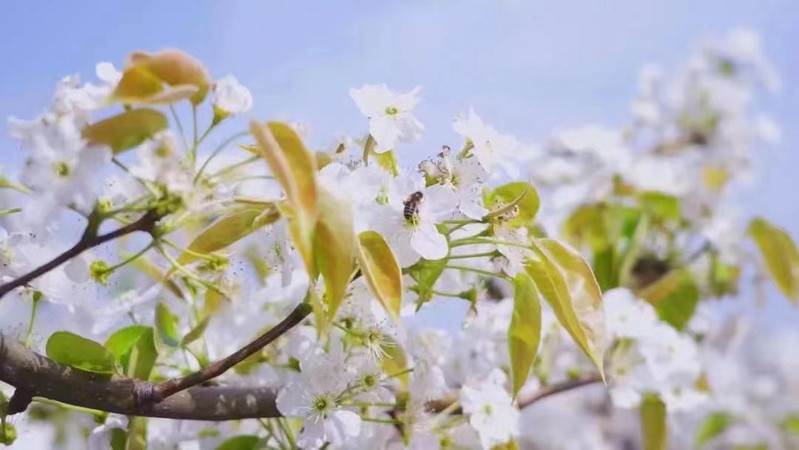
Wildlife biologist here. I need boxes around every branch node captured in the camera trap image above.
[132,381,161,413]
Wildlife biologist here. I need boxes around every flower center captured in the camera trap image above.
[384,106,399,116]
[53,161,71,177]
[311,393,335,416]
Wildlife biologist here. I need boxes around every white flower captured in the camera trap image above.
[420,149,488,220]
[460,369,519,449]
[370,178,456,267]
[603,288,659,340]
[349,84,424,153]
[276,346,360,449]
[453,108,520,176]
[131,131,192,193]
[212,75,253,116]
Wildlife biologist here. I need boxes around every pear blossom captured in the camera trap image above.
[349,84,424,153]
[453,108,521,177]
[460,369,520,449]
[212,74,253,116]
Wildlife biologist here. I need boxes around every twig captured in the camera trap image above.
[0,210,161,301]
[150,302,313,403]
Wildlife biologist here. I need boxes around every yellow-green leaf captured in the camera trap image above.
[654,270,699,330]
[484,182,540,226]
[357,231,403,318]
[696,412,734,448]
[250,121,319,274]
[128,49,211,104]
[314,188,355,321]
[82,108,168,153]
[127,328,157,381]
[380,336,410,388]
[527,239,605,379]
[641,394,667,450]
[508,272,542,398]
[177,205,279,265]
[112,65,163,101]
[46,331,116,374]
[181,316,211,347]
[105,325,150,372]
[155,302,180,348]
[748,218,799,302]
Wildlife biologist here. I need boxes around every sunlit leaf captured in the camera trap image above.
[181,316,211,347]
[177,204,279,265]
[641,394,667,450]
[508,272,542,398]
[105,325,150,371]
[314,187,355,321]
[357,231,403,318]
[748,218,799,302]
[82,108,168,153]
[128,49,211,104]
[654,269,699,330]
[250,121,319,274]
[484,182,540,226]
[155,302,180,348]
[127,328,157,381]
[696,412,734,448]
[46,331,116,374]
[527,239,606,379]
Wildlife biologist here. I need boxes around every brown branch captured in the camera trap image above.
[427,373,603,413]
[0,210,161,300]
[0,332,280,421]
[151,302,312,402]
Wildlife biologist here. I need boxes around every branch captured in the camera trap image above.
[0,332,279,420]
[0,210,161,300]
[151,302,313,402]
[427,373,603,413]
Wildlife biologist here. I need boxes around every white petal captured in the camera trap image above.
[411,222,448,260]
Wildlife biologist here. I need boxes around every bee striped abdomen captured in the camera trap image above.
[403,191,424,221]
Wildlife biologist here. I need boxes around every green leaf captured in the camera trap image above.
[406,258,448,310]
[251,121,319,275]
[641,395,667,450]
[105,325,150,371]
[181,316,211,347]
[82,108,168,153]
[177,205,280,265]
[46,331,116,374]
[527,239,606,379]
[696,412,734,448]
[131,256,186,300]
[127,328,157,381]
[654,270,700,330]
[357,231,403,318]
[781,414,799,434]
[314,187,356,321]
[748,218,799,302]
[639,191,681,222]
[484,182,540,226]
[110,428,127,450]
[155,302,180,348]
[508,272,542,398]
[216,435,260,450]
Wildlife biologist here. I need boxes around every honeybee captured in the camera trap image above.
[403,191,424,220]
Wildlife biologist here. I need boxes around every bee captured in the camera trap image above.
[403,191,424,221]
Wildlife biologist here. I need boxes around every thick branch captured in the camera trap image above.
[0,332,280,421]
[0,210,160,300]
[152,302,313,402]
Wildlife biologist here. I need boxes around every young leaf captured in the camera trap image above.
[46,331,116,374]
[127,328,157,380]
[640,394,667,450]
[127,49,211,104]
[380,336,410,388]
[105,325,150,371]
[527,239,606,379]
[484,182,540,226]
[748,217,799,302]
[406,258,447,309]
[250,121,319,274]
[176,205,280,265]
[654,270,699,330]
[508,272,542,398]
[125,417,148,450]
[696,412,734,448]
[181,316,211,347]
[216,435,260,450]
[357,231,403,318]
[314,187,356,321]
[82,108,168,153]
[112,65,199,105]
[155,302,180,348]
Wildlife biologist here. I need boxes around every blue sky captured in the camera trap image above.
[0,0,797,324]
